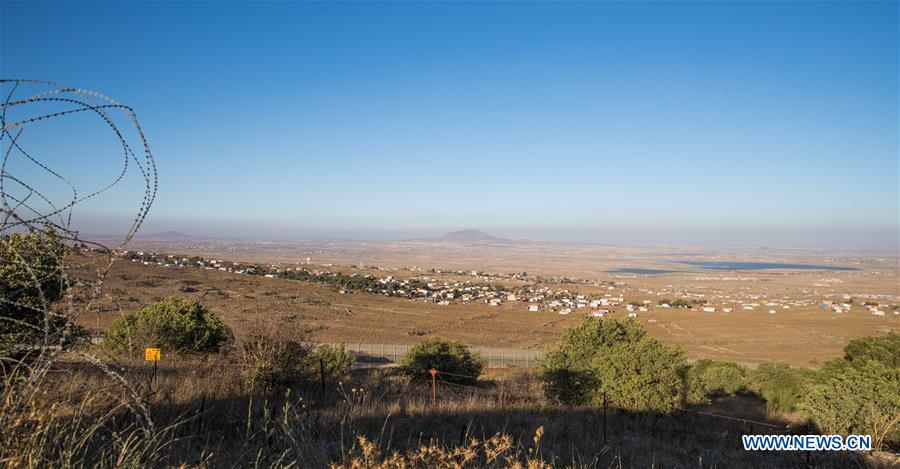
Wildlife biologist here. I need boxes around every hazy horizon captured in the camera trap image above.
[2,1,898,252]
[75,215,899,252]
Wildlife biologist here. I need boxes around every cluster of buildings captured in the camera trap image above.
[121,251,264,274]
[819,294,894,316]
[120,250,899,319]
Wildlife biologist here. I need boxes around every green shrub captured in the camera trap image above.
[843,333,899,368]
[803,360,900,450]
[593,336,687,413]
[539,318,688,413]
[105,297,232,354]
[538,366,598,405]
[799,333,900,450]
[688,359,748,403]
[399,339,483,385]
[236,326,313,392]
[0,228,74,357]
[749,362,813,413]
[810,357,851,385]
[311,344,353,383]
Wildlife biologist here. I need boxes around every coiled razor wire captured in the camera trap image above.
[0,79,158,436]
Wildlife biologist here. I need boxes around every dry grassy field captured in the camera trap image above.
[23,356,865,468]
[78,241,899,367]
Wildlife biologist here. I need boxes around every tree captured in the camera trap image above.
[803,360,900,450]
[539,318,688,413]
[592,336,688,413]
[105,297,232,354]
[399,339,483,385]
[748,363,813,413]
[843,333,899,369]
[799,333,900,450]
[688,359,748,403]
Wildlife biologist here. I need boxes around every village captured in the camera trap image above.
[120,250,900,320]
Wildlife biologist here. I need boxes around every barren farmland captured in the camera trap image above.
[78,239,899,367]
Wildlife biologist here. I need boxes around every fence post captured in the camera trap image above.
[603,391,608,443]
[319,358,326,393]
[430,369,437,409]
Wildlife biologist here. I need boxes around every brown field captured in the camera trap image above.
[77,240,900,368]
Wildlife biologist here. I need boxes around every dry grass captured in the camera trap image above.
[2,348,877,468]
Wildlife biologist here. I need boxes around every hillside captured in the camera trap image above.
[433,229,511,243]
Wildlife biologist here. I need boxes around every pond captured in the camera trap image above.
[607,268,681,275]
[672,261,858,271]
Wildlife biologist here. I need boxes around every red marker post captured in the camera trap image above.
[429,369,437,408]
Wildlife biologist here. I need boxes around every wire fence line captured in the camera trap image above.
[88,337,544,368]
[330,343,544,368]
[397,367,791,433]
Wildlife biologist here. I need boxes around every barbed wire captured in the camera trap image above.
[1,79,158,435]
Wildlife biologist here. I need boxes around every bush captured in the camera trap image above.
[592,336,687,413]
[236,326,313,392]
[105,297,232,354]
[687,359,748,403]
[803,360,900,450]
[748,362,812,413]
[311,344,353,383]
[843,333,899,368]
[539,318,688,413]
[0,228,73,357]
[399,339,483,385]
[799,333,900,450]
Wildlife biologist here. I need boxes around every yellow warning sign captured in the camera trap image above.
[144,348,161,361]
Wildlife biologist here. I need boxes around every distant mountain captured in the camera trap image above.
[434,229,511,243]
[137,231,201,241]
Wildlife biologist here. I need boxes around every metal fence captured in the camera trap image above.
[338,343,543,368]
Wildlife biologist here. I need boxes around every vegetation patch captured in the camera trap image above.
[311,343,354,383]
[400,339,484,385]
[105,297,232,355]
[539,318,688,413]
[236,325,313,392]
[688,359,749,403]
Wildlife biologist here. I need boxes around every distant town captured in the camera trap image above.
[120,249,900,319]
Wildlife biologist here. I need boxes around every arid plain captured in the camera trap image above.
[81,233,899,367]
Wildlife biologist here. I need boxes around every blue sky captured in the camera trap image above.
[1,1,898,249]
